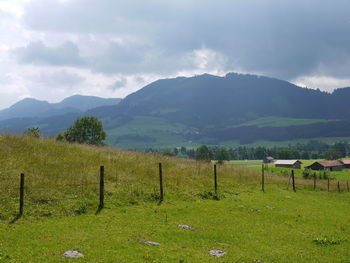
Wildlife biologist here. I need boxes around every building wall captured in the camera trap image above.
[275,163,301,169]
[307,163,323,170]
[330,166,343,171]
[293,163,301,169]
[344,164,350,169]
[308,163,343,171]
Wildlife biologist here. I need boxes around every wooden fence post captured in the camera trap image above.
[159,163,164,202]
[99,166,104,209]
[347,181,349,192]
[261,164,265,192]
[214,164,218,195]
[313,174,316,190]
[337,181,341,193]
[19,173,25,216]
[327,178,330,192]
[292,170,296,192]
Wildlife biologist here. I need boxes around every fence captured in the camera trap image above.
[1,163,349,219]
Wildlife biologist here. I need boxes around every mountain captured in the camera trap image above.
[1,73,350,148]
[58,95,121,112]
[0,95,121,121]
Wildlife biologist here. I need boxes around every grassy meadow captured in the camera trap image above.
[231,116,328,128]
[1,135,350,262]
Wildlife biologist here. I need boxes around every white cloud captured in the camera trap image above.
[292,75,350,92]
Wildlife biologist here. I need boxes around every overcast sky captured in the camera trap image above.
[0,0,349,109]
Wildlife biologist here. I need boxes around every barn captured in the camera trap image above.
[274,160,302,169]
[341,159,350,169]
[305,160,343,171]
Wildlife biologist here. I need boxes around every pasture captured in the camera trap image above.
[0,135,350,262]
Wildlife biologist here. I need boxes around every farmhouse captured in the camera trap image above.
[264,156,274,163]
[305,160,343,171]
[341,159,350,169]
[274,160,302,169]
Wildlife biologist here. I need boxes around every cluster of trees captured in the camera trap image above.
[145,140,350,161]
[24,116,107,146]
[145,145,230,163]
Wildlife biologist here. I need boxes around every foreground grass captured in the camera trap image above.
[1,189,350,262]
[0,134,260,220]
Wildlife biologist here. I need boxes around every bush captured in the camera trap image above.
[55,132,66,142]
[24,127,42,138]
[302,169,312,179]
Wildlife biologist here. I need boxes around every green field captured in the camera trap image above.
[104,115,350,150]
[231,116,328,128]
[221,137,350,148]
[1,135,350,262]
[105,116,200,149]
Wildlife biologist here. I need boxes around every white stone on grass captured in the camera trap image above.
[62,250,84,258]
[142,241,160,246]
[250,209,261,212]
[178,224,196,231]
[209,250,227,258]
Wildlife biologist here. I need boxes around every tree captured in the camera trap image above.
[334,142,347,158]
[56,132,66,142]
[196,145,212,162]
[162,149,174,156]
[213,147,230,164]
[278,149,293,159]
[24,127,42,138]
[64,116,106,145]
[324,148,340,160]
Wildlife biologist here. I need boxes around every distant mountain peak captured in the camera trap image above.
[0,95,121,121]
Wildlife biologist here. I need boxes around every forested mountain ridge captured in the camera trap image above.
[91,73,350,127]
[1,73,350,148]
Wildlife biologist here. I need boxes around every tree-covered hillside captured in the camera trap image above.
[1,73,350,148]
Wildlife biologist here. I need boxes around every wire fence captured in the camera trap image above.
[1,163,349,220]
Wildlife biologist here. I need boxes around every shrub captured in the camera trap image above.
[24,127,42,138]
[302,169,312,179]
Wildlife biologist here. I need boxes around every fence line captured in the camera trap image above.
[2,164,350,219]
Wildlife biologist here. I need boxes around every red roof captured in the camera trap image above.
[341,159,350,165]
[317,160,343,167]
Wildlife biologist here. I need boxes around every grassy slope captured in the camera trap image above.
[1,136,350,262]
[104,116,350,150]
[105,116,199,149]
[221,137,350,148]
[232,116,328,128]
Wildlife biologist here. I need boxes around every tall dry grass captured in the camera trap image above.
[0,134,343,219]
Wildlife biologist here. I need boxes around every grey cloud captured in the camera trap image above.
[20,0,350,80]
[109,78,127,91]
[32,70,84,87]
[13,41,85,66]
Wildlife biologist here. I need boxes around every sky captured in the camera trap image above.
[0,0,350,109]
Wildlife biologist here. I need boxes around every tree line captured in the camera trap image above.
[145,140,350,161]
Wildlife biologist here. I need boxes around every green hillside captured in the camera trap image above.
[232,116,328,128]
[1,136,350,262]
[2,73,350,149]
